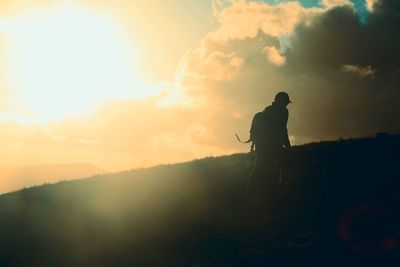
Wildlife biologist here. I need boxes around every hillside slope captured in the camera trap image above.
[0,135,399,266]
[0,163,106,194]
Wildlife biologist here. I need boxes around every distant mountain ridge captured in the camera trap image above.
[0,163,106,194]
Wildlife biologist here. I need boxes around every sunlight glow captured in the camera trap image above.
[2,4,140,121]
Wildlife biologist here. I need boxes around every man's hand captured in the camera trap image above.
[284,142,291,150]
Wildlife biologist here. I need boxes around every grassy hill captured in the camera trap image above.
[0,135,399,266]
[0,163,106,194]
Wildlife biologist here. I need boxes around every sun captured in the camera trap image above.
[2,4,138,122]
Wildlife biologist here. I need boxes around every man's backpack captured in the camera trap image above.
[236,109,275,151]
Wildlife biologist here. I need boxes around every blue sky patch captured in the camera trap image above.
[263,0,370,23]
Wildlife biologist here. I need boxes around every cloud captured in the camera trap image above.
[341,64,376,78]
[1,0,400,173]
[211,1,323,40]
[211,0,236,17]
[181,49,244,82]
[321,0,352,8]
[263,46,286,66]
[366,0,379,11]
[178,0,400,143]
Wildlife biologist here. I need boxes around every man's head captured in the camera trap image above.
[274,92,291,107]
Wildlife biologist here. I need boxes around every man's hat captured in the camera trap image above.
[275,92,291,103]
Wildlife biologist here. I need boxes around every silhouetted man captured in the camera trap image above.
[247,92,291,211]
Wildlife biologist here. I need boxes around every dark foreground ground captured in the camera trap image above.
[0,135,399,266]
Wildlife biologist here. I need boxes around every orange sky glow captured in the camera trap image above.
[0,0,398,178]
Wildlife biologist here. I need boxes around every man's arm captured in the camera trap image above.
[283,129,291,149]
[283,109,291,149]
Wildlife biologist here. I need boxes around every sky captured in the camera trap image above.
[0,0,399,173]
